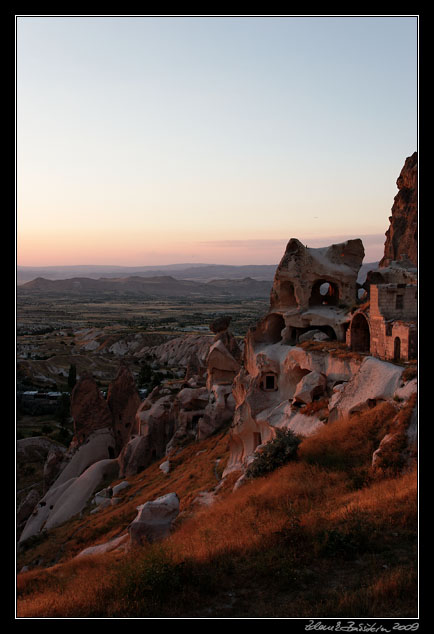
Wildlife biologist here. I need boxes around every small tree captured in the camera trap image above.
[245,428,301,479]
[137,361,153,388]
[55,393,71,425]
[67,363,77,391]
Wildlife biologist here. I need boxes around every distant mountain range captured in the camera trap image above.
[17,261,378,285]
[18,275,274,299]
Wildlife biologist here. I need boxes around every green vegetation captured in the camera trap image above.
[245,428,301,479]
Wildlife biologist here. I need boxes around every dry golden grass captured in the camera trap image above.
[16,402,418,618]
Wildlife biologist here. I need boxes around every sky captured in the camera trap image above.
[16,15,418,266]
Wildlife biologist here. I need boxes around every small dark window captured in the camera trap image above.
[386,323,393,336]
[265,375,275,390]
[396,295,404,310]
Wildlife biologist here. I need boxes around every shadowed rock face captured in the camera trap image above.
[71,375,113,444]
[107,363,141,453]
[380,152,417,268]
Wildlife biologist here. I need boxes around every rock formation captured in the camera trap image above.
[222,214,417,479]
[264,238,365,345]
[379,151,417,268]
[70,374,113,444]
[107,363,141,453]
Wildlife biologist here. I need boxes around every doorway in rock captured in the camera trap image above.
[394,337,401,361]
[350,313,370,352]
[279,281,297,307]
[253,432,262,450]
[255,313,286,345]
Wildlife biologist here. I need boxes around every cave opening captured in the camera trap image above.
[350,313,370,352]
[309,280,340,307]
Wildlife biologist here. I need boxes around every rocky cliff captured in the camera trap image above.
[379,151,417,268]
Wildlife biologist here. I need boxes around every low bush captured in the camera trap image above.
[245,428,301,479]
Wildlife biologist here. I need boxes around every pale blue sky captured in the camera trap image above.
[17,15,418,265]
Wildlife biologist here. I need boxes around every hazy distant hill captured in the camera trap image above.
[17,261,378,285]
[18,275,273,299]
[16,264,277,284]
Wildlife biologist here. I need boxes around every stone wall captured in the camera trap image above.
[370,284,417,322]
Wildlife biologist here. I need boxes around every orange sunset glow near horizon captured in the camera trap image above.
[17,16,417,269]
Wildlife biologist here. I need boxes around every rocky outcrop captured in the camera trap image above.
[328,357,403,422]
[17,489,40,538]
[140,334,212,369]
[379,152,417,268]
[119,322,241,475]
[70,374,113,444]
[51,428,116,489]
[107,363,141,453]
[19,457,119,542]
[223,342,412,476]
[271,238,364,311]
[118,434,154,478]
[17,436,64,465]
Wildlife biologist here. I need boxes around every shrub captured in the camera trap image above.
[245,429,301,479]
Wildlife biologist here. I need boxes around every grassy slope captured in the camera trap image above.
[17,398,418,618]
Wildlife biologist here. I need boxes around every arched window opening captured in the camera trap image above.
[350,313,370,352]
[309,280,340,307]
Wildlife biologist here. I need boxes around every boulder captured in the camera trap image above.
[328,357,403,421]
[112,480,130,496]
[159,460,170,475]
[118,435,150,478]
[293,371,327,404]
[128,492,180,546]
[298,329,329,343]
[76,533,129,558]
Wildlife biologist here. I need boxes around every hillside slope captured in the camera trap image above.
[17,396,417,618]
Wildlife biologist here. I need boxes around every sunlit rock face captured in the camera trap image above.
[271,237,364,310]
[223,237,369,477]
[379,151,417,268]
[263,237,365,345]
[223,341,365,476]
